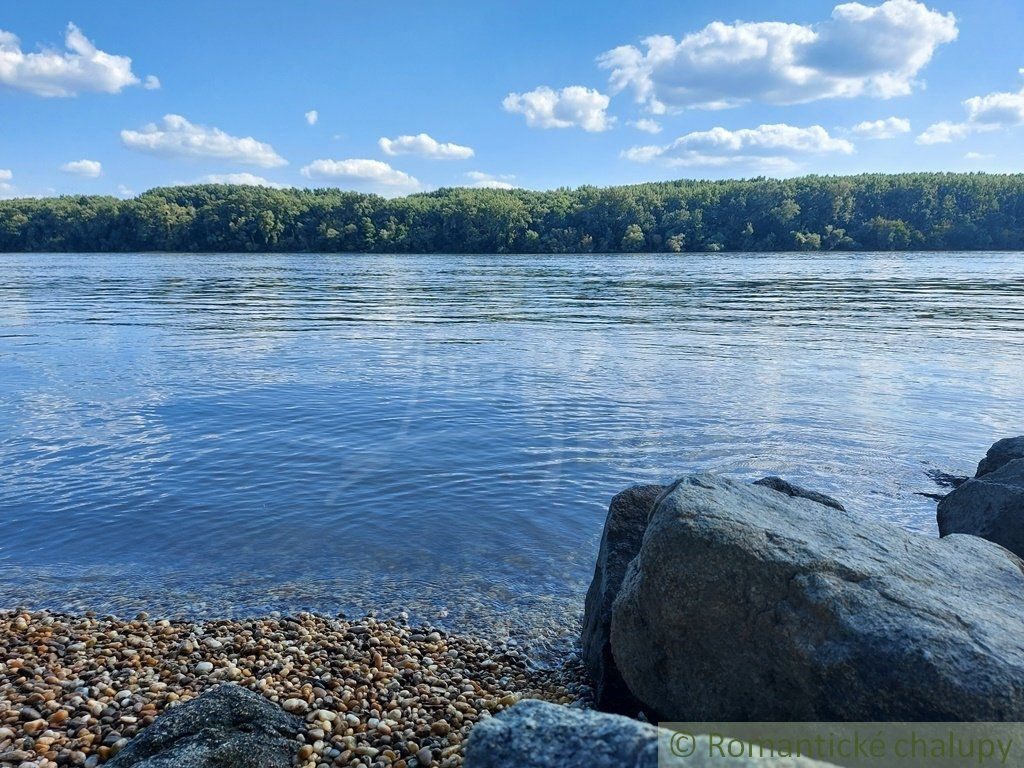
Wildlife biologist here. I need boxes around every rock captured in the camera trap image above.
[581,484,665,714]
[938,458,1024,557]
[104,685,301,768]
[194,661,213,675]
[753,476,845,511]
[976,436,1024,477]
[611,473,1024,721]
[463,699,832,768]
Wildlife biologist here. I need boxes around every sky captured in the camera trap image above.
[1,0,1023,198]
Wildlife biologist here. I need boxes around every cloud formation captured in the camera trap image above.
[918,72,1024,144]
[201,173,285,188]
[378,133,474,160]
[60,159,102,177]
[599,0,957,112]
[916,120,972,144]
[850,116,911,138]
[465,171,517,189]
[121,115,287,167]
[300,158,421,195]
[0,23,156,97]
[503,85,613,131]
[623,123,854,170]
[629,119,663,134]
[0,169,11,195]
[305,110,318,126]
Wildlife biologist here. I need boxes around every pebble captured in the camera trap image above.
[282,699,307,714]
[0,609,586,768]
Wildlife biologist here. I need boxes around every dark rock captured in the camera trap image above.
[105,685,301,768]
[464,700,657,768]
[938,458,1024,558]
[976,436,1024,477]
[463,699,832,768]
[611,474,1024,721]
[753,475,845,511]
[581,484,664,714]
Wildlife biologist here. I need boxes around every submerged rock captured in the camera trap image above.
[753,475,846,511]
[938,458,1024,557]
[105,685,301,768]
[581,484,664,714]
[976,436,1024,477]
[611,474,1024,721]
[463,699,833,768]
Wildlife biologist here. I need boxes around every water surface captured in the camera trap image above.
[1,252,1022,646]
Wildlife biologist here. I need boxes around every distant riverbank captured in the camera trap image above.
[2,172,1024,253]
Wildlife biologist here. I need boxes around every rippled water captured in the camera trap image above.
[1,252,1022,644]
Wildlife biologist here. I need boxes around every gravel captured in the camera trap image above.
[0,609,587,768]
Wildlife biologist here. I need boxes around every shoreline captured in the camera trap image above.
[0,609,588,768]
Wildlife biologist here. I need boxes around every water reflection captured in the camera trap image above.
[0,252,1022,641]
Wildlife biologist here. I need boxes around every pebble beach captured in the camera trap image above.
[0,610,587,768]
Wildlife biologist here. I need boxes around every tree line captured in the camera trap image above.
[2,173,1023,253]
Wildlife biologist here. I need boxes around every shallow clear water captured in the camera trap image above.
[1,252,1022,643]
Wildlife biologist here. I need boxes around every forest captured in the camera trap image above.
[2,173,1023,253]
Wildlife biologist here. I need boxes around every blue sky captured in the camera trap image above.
[1,0,1023,198]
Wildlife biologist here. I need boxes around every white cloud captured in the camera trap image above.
[465,171,517,189]
[300,158,421,195]
[0,23,157,97]
[623,123,854,170]
[916,120,973,144]
[305,110,318,126]
[629,118,663,134]
[201,173,285,188]
[0,169,11,196]
[144,75,160,90]
[121,114,287,167]
[917,72,1024,144]
[503,85,614,131]
[60,159,102,177]
[963,88,1024,126]
[0,169,11,181]
[964,152,993,161]
[117,184,135,198]
[599,0,957,112]
[378,133,475,160]
[849,116,911,138]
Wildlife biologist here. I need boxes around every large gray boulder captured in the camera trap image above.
[753,476,845,511]
[463,699,834,768]
[105,685,301,768]
[581,484,665,713]
[938,458,1024,558]
[976,436,1024,477]
[611,474,1024,721]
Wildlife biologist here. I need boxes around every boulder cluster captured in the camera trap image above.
[504,436,1024,765]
